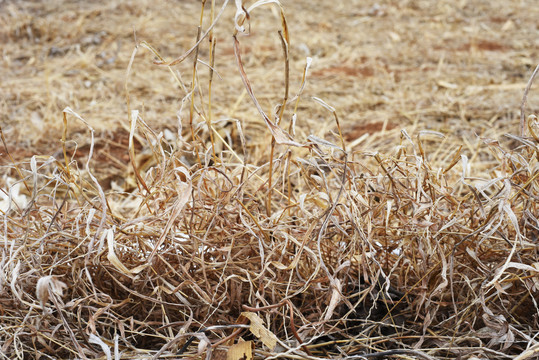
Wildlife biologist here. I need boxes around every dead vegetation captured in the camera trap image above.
[1,1,539,359]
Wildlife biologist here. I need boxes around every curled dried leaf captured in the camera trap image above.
[36,275,67,310]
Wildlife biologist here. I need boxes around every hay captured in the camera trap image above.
[1,0,539,359]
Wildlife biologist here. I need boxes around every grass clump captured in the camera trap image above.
[1,1,538,359]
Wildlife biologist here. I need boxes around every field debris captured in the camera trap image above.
[1,0,539,359]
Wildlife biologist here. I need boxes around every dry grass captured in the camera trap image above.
[1,1,539,359]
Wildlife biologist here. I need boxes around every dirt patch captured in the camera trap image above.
[312,65,375,78]
[344,121,398,141]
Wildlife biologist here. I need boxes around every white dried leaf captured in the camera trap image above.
[198,337,210,355]
[312,96,335,112]
[418,130,445,138]
[0,178,29,213]
[35,277,50,309]
[106,228,135,276]
[460,155,469,185]
[89,333,112,360]
[307,135,342,151]
[10,261,22,303]
[324,278,342,321]
[36,275,67,310]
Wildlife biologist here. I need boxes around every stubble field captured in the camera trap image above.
[1,1,539,359]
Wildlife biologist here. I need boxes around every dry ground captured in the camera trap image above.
[1,0,539,359]
[3,0,538,161]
